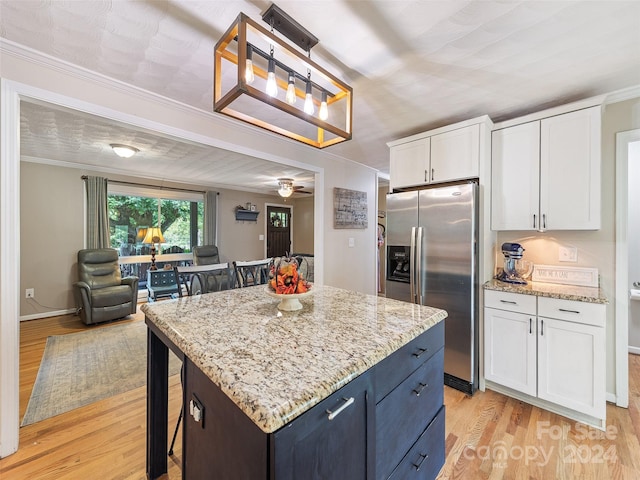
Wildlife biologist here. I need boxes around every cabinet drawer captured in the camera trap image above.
[376,348,444,480]
[484,290,536,315]
[387,406,445,480]
[538,297,605,327]
[375,321,444,403]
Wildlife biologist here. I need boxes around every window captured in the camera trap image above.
[108,185,203,256]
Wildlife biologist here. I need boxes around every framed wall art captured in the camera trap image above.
[334,187,368,229]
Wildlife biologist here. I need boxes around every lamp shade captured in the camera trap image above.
[135,227,148,243]
[142,227,165,244]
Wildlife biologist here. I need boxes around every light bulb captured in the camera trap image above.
[285,72,296,105]
[319,92,328,121]
[244,47,255,84]
[304,80,314,115]
[266,58,278,97]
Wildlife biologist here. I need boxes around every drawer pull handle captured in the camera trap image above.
[326,397,354,420]
[500,300,517,305]
[413,453,429,471]
[412,347,429,359]
[558,308,580,314]
[412,382,428,396]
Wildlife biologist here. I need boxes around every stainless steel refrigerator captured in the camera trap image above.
[386,181,478,394]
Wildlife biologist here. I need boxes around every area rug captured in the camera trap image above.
[21,321,181,426]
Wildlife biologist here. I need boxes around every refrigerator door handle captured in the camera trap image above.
[416,227,423,305]
[410,227,417,304]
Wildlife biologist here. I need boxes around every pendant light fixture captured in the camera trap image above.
[319,91,328,121]
[266,55,278,97]
[303,73,314,115]
[285,72,296,105]
[213,4,352,148]
[245,46,255,84]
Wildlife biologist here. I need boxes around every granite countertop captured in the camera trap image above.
[483,278,608,304]
[141,284,447,433]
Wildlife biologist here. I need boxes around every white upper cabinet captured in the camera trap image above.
[389,119,487,191]
[389,138,430,191]
[491,105,601,231]
[540,107,601,230]
[491,122,540,231]
[430,124,480,183]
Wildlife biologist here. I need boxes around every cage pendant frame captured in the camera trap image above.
[214,13,353,148]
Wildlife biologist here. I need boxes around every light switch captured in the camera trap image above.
[559,246,578,262]
[259,234,264,241]
[348,237,355,247]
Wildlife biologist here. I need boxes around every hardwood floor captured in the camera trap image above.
[1,311,639,479]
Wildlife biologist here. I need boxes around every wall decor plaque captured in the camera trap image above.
[532,264,599,287]
[334,187,367,229]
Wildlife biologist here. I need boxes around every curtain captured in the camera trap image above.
[203,190,218,246]
[85,176,110,249]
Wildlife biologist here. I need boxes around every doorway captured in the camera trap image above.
[615,128,640,409]
[267,205,292,257]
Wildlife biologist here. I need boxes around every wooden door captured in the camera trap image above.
[267,206,291,257]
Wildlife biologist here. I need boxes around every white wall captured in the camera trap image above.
[629,140,640,351]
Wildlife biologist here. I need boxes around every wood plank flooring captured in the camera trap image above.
[1,311,639,479]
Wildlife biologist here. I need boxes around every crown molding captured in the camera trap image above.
[19,155,278,196]
[603,84,640,105]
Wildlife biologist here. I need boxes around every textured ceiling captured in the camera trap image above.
[2,0,640,191]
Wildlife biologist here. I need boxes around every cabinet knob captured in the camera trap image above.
[326,397,354,420]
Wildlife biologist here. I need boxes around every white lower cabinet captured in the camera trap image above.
[484,290,606,426]
[484,307,536,396]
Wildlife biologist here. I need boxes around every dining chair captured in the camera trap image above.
[174,263,234,296]
[233,259,272,288]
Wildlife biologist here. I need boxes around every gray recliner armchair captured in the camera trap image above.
[73,248,139,325]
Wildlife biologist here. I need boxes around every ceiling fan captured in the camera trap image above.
[277,178,313,197]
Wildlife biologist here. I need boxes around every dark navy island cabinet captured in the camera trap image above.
[181,320,445,480]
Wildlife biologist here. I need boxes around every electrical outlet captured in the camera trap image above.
[25,288,35,299]
[558,246,578,262]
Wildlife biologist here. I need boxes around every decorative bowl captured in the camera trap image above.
[265,285,313,311]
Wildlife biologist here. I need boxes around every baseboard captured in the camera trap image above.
[20,308,76,322]
[606,392,617,404]
[629,346,640,356]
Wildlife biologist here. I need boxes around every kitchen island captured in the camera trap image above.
[143,284,447,480]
